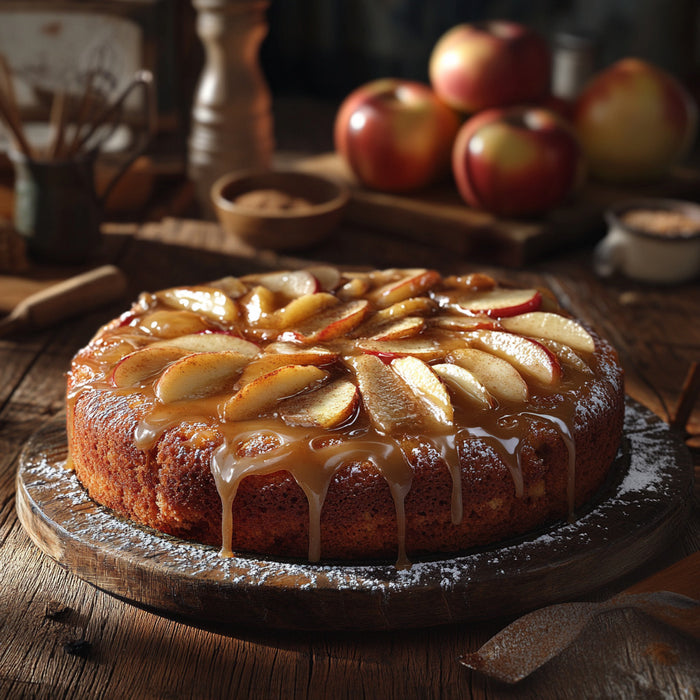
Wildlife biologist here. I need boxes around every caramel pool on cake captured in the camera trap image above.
[66,266,624,566]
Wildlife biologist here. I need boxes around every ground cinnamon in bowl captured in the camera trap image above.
[233,189,314,213]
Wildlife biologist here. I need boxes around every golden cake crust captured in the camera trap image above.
[66,267,624,563]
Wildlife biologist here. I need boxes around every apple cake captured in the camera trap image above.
[66,266,624,565]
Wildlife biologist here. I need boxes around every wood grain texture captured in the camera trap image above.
[1,214,699,698]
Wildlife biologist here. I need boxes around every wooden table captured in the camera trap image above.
[1,201,699,696]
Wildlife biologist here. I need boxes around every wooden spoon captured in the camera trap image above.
[459,551,700,684]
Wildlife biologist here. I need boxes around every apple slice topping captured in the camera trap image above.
[156,286,238,324]
[264,341,339,362]
[470,330,561,386]
[536,338,593,375]
[282,300,370,343]
[336,276,371,301]
[155,351,250,403]
[432,363,494,409]
[448,348,528,403]
[434,287,542,318]
[374,296,436,322]
[442,273,496,291]
[111,346,188,388]
[355,337,447,361]
[152,332,259,357]
[92,337,142,365]
[500,311,595,354]
[365,316,426,341]
[138,310,211,338]
[209,275,248,299]
[306,265,342,292]
[240,270,319,298]
[266,292,338,329]
[391,356,453,424]
[280,379,359,428]
[431,315,496,332]
[348,354,445,433]
[238,345,338,385]
[221,365,329,421]
[241,285,276,324]
[369,268,441,308]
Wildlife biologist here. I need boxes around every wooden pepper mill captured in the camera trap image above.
[188,0,274,218]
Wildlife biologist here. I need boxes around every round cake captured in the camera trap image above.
[66,266,624,566]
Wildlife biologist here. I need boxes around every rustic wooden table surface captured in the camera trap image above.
[1,142,699,697]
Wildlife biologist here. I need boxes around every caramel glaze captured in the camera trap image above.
[66,277,623,567]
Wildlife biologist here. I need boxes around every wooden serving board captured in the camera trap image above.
[15,398,693,631]
[297,154,700,267]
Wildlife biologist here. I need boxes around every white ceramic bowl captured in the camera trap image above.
[595,199,700,284]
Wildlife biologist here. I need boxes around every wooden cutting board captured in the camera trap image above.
[297,153,700,267]
[15,398,694,631]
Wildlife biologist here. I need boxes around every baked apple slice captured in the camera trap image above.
[391,356,453,424]
[500,312,595,354]
[209,275,248,299]
[267,292,338,329]
[435,288,542,318]
[442,273,496,291]
[336,276,371,301]
[238,345,337,385]
[448,348,528,403]
[221,365,329,421]
[374,296,436,322]
[364,316,426,341]
[370,268,441,308]
[306,265,342,292]
[536,338,593,375]
[138,310,211,338]
[432,315,496,332]
[111,346,188,388]
[156,285,238,324]
[240,270,319,298]
[240,285,276,324]
[470,330,561,386]
[282,300,370,343]
[280,378,359,428]
[152,331,259,357]
[432,363,494,409]
[155,351,250,403]
[348,354,445,433]
[356,337,447,361]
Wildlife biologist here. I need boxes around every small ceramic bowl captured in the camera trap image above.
[595,198,700,284]
[211,169,349,250]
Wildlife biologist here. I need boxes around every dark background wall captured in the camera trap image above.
[260,0,699,99]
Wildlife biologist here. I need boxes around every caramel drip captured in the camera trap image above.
[462,410,577,512]
[522,411,576,516]
[209,424,415,564]
[424,434,463,525]
[134,397,222,450]
[463,426,524,497]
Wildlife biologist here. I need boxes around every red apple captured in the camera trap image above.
[333,79,460,192]
[452,106,585,217]
[429,21,551,114]
[573,58,698,183]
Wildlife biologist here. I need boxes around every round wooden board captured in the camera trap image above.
[16,398,693,631]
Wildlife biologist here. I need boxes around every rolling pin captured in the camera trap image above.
[0,264,128,337]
